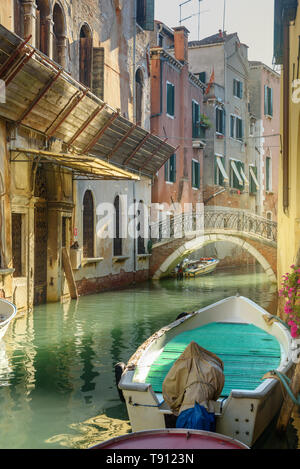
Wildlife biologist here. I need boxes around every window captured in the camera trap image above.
[216,107,225,134]
[113,196,122,256]
[14,0,24,37]
[137,201,146,255]
[264,86,273,117]
[136,0,155,31]
[230,160,244,189]
[233,79,243,99]
[12,213,23,277]
[158,33,164,47]
[198,72,206,84]
[136,69,144,125]
[192,160,200,189]
[36,0,51,56]
[79,24,93,88]
[165,154,176,183]
[249,166,258,194]
[230,115,243,140]
[192,100,200,138]
[53,3,66,66]
[266,157,272,192]
[214,156,227,187]
[83,191,94,258]
[166,82,175,117]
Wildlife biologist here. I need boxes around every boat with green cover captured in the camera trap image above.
[117,296,294,447]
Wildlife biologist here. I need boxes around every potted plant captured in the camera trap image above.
[279,264,300,338]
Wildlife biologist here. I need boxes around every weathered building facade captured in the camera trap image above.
[188,32,256,211]
[149,22,205,218]
[274,0,300,287]
[0,0,174,313]
[249,62,280,221]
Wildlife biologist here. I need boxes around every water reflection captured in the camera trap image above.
[0,265,279,448]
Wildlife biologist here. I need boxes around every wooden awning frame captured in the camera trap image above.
[0,26,177,178]
[10,148,140,181]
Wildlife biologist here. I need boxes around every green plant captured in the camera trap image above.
[200,113,212,129]
[279,265,300,338]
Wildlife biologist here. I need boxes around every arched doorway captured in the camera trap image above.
[53,2,66,66]
[83,190,95,258]
[79,24,93,88]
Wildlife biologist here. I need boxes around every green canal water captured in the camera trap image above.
[0,265,285,449]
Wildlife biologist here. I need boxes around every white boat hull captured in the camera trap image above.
[0,299,17,340]
[119,296,293,448]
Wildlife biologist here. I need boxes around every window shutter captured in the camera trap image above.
[136,0,154,31]
[92,47,104,100]
[270,88,273,116]
[264,85,268,115]
[240,81,243,99]
[170,154,176,182]
[167,83,175,116]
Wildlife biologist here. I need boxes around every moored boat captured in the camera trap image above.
[0,299,17,340]
[184,258,219,278]
[90,428,249,449]
[117,296,294,448]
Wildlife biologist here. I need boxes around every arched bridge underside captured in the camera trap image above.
[150,230,277,283]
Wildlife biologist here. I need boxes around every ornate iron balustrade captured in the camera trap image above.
[150,207,277,245]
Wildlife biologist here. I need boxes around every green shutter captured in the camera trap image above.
[250,166,258,194]
[137,0,154,31]
[192,161,200,189]
[266,157,270,191]
[170,154,176,182]
[264,85,268,115]
[192,101,200,138]
[167,83,175,116]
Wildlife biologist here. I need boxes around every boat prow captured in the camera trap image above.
[0,299,17,340]
[117,296,294,448]
[90,429,249,450]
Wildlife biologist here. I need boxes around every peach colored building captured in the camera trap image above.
[150,23,205,214]
[249,62,281,221]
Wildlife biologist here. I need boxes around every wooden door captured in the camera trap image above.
[34,205,48,305]
[80,37,93,88]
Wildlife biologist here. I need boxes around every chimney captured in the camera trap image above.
[173,26,190,63]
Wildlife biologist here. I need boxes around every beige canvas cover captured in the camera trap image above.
[162,341,225,416]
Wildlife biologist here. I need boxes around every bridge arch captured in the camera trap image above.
[151,233,277,283]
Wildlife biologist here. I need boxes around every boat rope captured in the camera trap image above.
[264,370,300,406]
[263,314,290,330]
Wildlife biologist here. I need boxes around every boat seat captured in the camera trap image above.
[146,322,281,398]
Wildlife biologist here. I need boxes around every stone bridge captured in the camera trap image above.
[149,207,277,283]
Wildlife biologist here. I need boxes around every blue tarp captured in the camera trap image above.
[176,403,216,432]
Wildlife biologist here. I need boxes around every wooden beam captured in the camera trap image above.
[139,138,169,171]
[46,89,89,138]
[0,35,32,79]
[17,69,63,124]
[62,247,78,300]
[123,132,152,166]
[107,122,138,160]
[67,103,106,148]
[81,112,119,154]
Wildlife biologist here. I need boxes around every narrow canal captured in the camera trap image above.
[0,265,286,449]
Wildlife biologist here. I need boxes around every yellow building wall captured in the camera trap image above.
[0,0,13,31]
[277,7,300,288]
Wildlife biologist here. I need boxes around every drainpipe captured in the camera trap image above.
[133,181,136,284]
[282,10,290,213]
[133,0,137,123]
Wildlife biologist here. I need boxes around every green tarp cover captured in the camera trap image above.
[146,322,281,397]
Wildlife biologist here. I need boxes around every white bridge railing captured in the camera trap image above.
[150,206,277,245]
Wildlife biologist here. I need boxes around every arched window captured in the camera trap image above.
[137,200,146,254]
[113,196,122,256]
[79,24,93,88]
[53,2,66,66]
[135,68,144,125]
[14,0,24,37]
[36,0,51,56]
[83,190,94,258]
